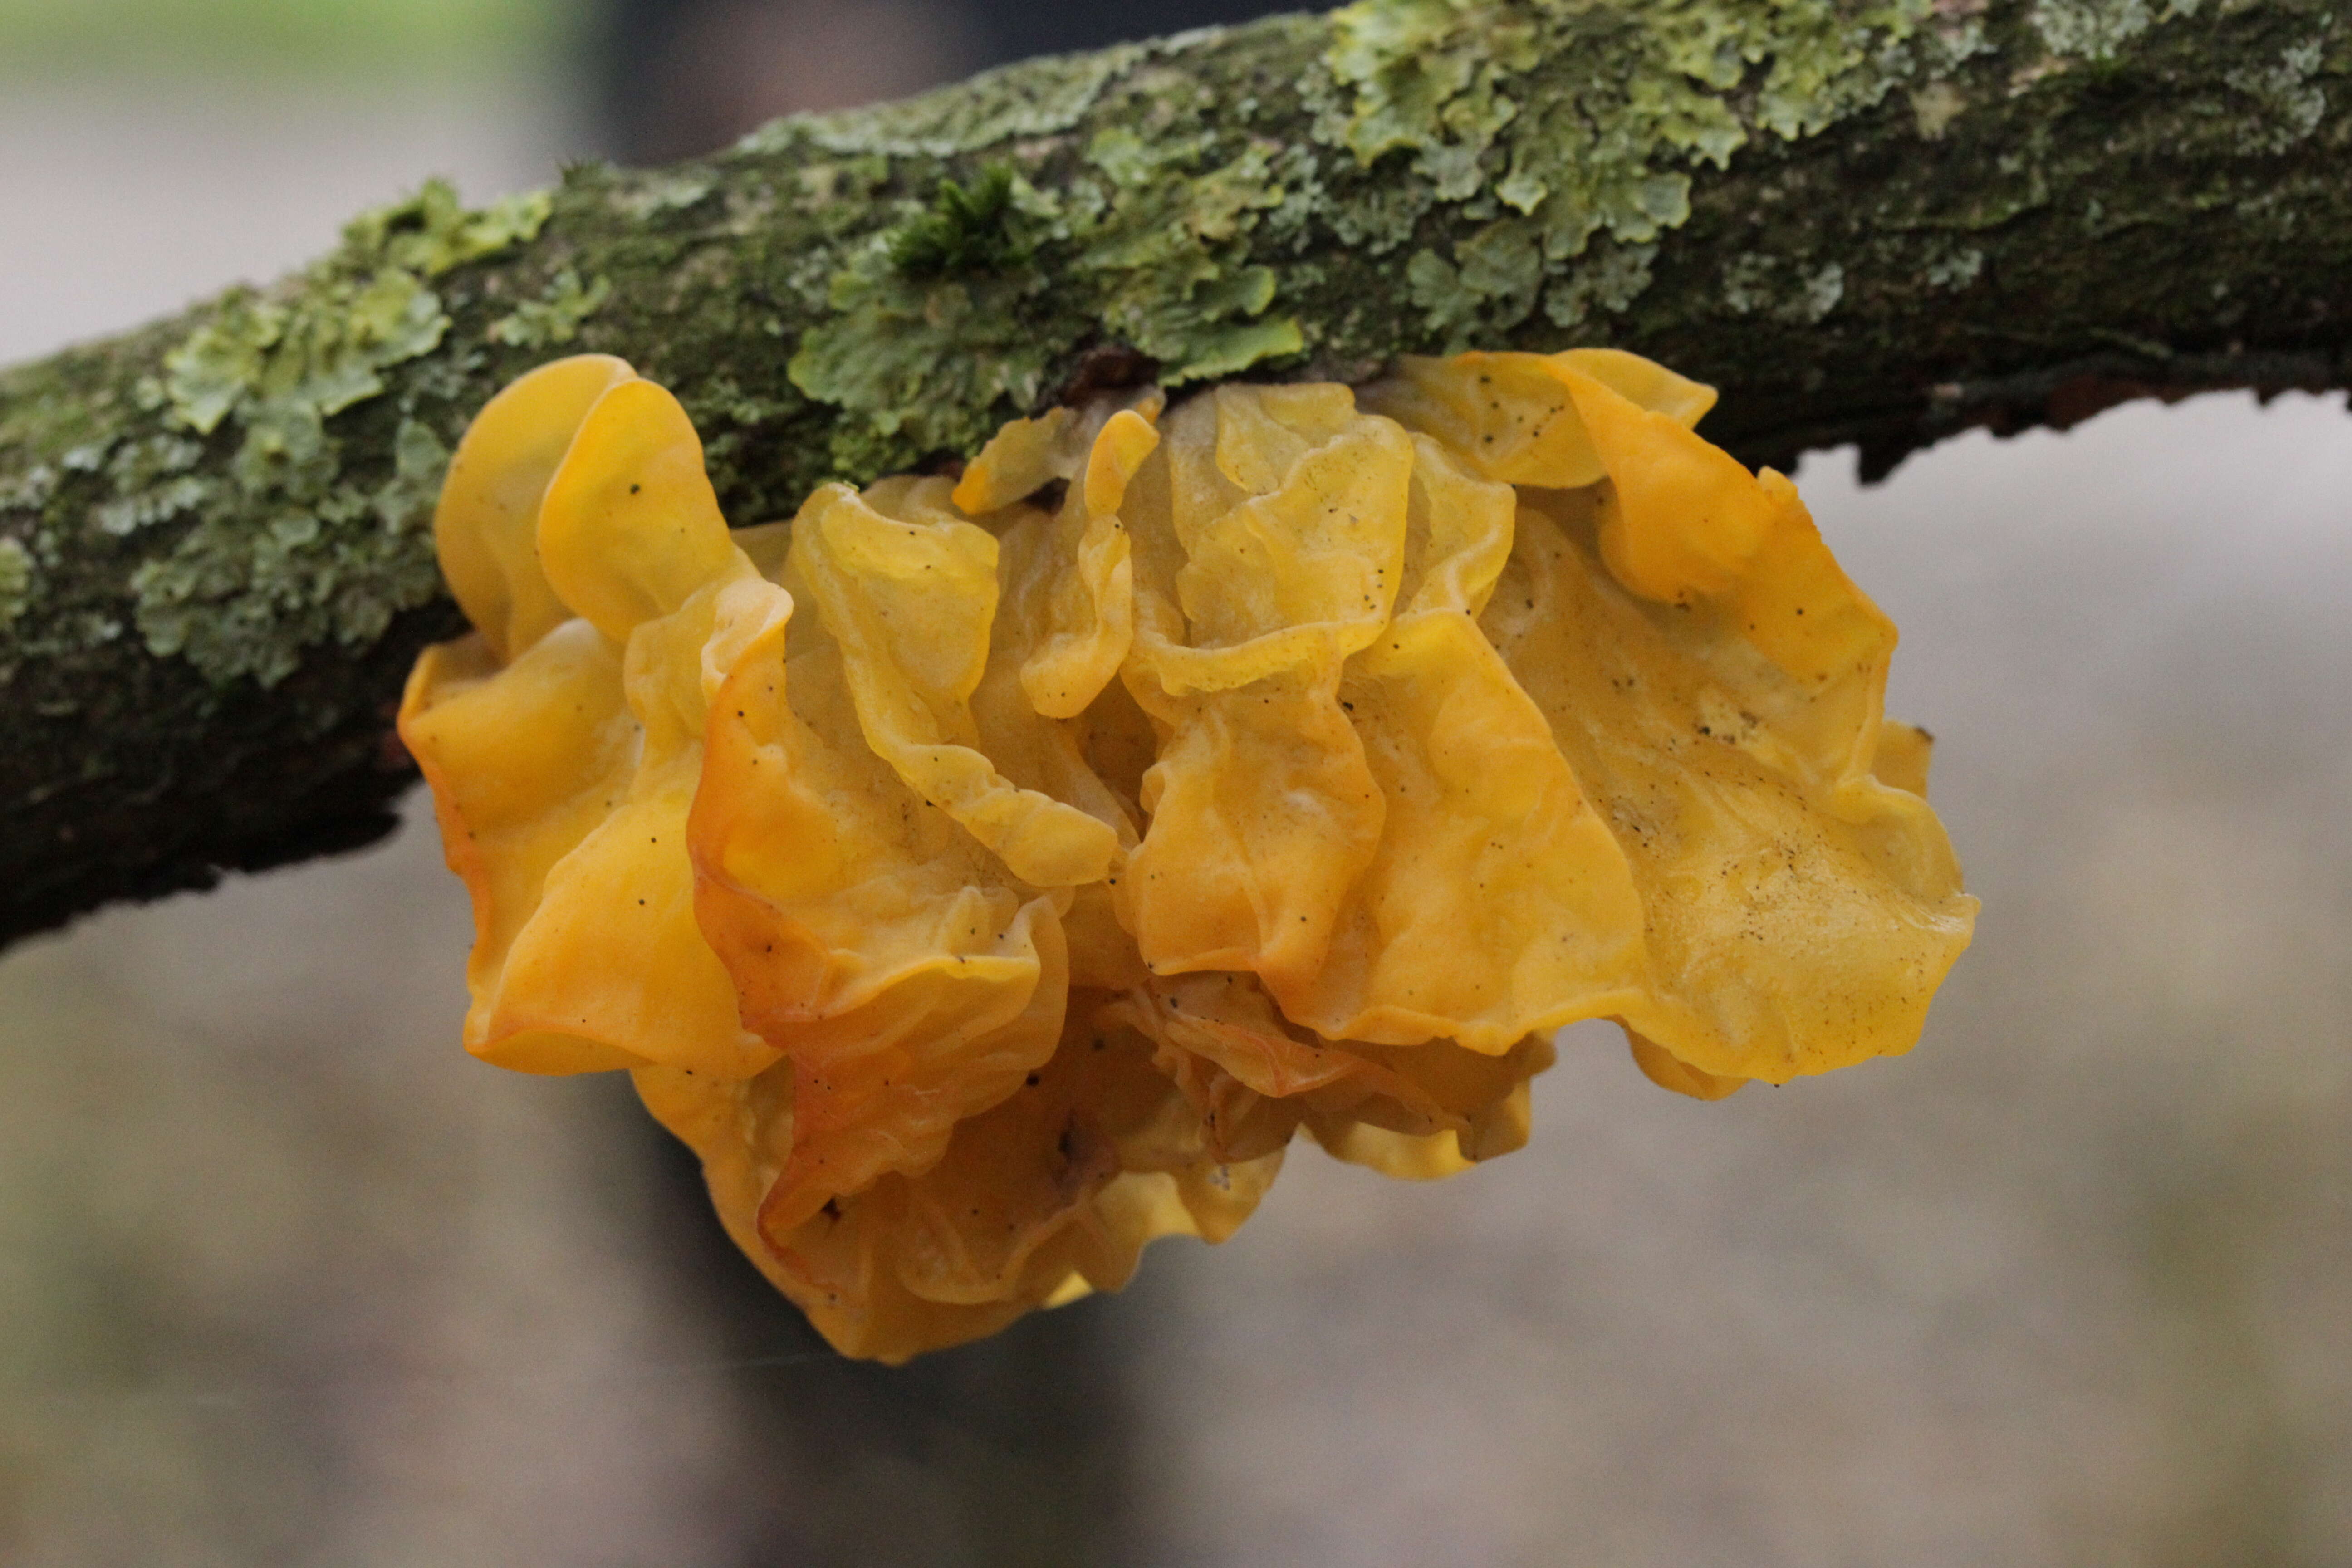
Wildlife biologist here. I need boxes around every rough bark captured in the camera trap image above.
[2,0,2347,947]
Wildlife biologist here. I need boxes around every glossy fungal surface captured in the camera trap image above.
[401,350,1975,1361]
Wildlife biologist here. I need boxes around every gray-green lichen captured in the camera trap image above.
[1723,254,1847,322]
[1925,245,1986,289]
[2225,35,2331,154]
[0,538,31,632]
[0,0,2278,713]
[784,109,1321,470]
[778,44,1155,159]
[1911,79,1968,137]
[612,169,717,220]
[760,0,1967,476]
[2032,0,2200,63]
[27,0,2170,689]
[489,269,613,348]
[126,178,546,685]
[128,413,450,685]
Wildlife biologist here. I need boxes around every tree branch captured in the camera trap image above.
[3,0,2346,948]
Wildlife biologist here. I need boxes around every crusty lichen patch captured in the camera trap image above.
[764,0,1976,475]
[2224,34,2332,154]
[125,178,546,686]
[775,42,1157,159]
[488,269,613,349]
[0,537,31,632]
[0,0,2259,713]
[2032,0,2202,63]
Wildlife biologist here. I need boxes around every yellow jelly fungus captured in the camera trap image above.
[401,349,1975,1362]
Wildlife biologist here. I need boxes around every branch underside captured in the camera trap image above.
[3,0,2348,947]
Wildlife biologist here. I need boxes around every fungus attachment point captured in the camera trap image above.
[404,349,1975,1362]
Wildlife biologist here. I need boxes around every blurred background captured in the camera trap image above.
[3,1,2348,1563]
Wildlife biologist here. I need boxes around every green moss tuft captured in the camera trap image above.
[888,165,1032,278]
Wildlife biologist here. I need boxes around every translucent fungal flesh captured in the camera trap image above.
[400,349,1975,1362]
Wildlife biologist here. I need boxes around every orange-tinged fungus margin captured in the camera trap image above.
[400,350,1976,1362]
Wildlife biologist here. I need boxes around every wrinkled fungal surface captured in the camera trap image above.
[400,350,1975,1362]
